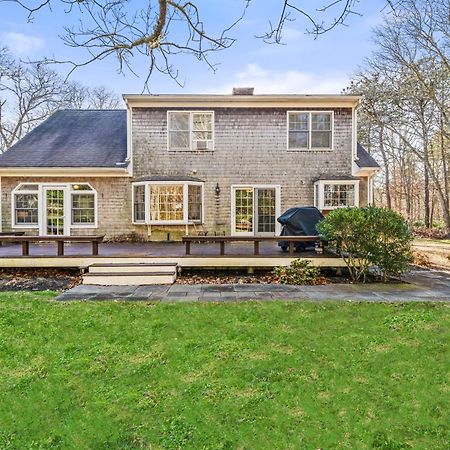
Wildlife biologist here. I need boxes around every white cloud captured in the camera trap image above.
[2,32,45,55]
[214,64,349,94]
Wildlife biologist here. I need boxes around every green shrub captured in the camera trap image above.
[273,259,326,285]
[317,206,413,283]
[316,207,373,282]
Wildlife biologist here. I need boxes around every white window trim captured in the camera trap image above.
[287,111,334,151]
[11,182,98,231]
[314,180,359,210]
[167,111,215,152]
[132,181,204,225]
[231,184,281,237]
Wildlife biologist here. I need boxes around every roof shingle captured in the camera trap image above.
[356,143,380,168]
[0,109,127,168]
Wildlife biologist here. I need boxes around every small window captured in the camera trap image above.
[133,185,146,222]
[168,111,214,151]
[188,184,202,222]
[71,193,95,224]
[323,184,355,208]
[14,193,38,225]
[288,112,333,150]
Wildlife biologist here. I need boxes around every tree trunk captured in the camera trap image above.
[379,125,392,209]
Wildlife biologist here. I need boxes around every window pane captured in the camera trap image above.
[289,113,309,131]
[133,185,146,222]
[71,193,95,224]
[311,131,331,148]
[17,184,39,191]
[192,113,212,132]
[311,113,331,131]
[289,131,309,149]
[71,184,92,191]
[324,184,355,207]
[188,185,202,222]
[150,185,184,221]
[169,130,190,149]
[235,188,253,233]
[15,193,38,224]
[169,112,189,131]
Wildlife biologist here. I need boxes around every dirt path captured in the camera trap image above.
[413,239,450,271]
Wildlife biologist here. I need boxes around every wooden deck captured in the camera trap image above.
[0,241,345,269]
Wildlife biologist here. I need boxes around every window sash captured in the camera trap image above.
[133,185,146,222]
[150,185,184,222]
[323,184,356,207]
[288,112,333,150]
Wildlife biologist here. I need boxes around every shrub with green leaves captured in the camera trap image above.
[317,206,413,282]
[273,259,326,285]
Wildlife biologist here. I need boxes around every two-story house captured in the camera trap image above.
[0,89,379,240]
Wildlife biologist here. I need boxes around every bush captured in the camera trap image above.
[273,259,326,285]
[317,207,413,283]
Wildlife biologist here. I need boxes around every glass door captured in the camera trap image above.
[255,188,276,236]
[43,187,68,236]
[234,188,254,235]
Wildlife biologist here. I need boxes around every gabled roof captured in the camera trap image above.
[0,109,127,168]
[356,143,380,169]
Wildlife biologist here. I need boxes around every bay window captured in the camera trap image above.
[132,181,204,224]
[168,111,214,151]
[288,111,333,150]
[314,180,359,210]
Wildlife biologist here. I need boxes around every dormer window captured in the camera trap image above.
[168,111,214,151]
[288,111,333,150]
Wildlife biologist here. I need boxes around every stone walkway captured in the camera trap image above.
[55,268,450,302]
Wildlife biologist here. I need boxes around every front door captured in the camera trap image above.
[232,186,280,236]
[43,187,69,236]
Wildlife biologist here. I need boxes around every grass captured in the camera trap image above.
[0,292,449,450]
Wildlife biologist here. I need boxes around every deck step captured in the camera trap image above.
[83,271,176,285]
[88,262,178,274]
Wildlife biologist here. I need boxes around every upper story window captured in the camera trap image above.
[168,111,214,152]
[288,111,333,150]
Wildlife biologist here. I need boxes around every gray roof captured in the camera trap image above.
[356,143,380,168]
[0,109,127,168]
[314,174,359,181]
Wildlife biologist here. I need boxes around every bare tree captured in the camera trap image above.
[5,0,403,86]
[0,48,122,152]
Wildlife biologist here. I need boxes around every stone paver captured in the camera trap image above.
[54,268,450,302]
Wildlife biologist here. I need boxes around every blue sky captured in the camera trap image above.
[0,0,388,95]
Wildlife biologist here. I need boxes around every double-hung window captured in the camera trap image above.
[288,111,333,150]
[13,184,39,226]
[70,184,96,225]
[168,111,214,151]
[132,181,204,224]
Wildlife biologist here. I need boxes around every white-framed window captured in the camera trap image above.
[11,183,98,230]
[314,180,359,210]
[70,184,96,226]
[168,111,214,151]
[132,181,204,225]
[287,111,333,150]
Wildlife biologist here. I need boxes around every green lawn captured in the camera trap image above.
[0,293,449,450]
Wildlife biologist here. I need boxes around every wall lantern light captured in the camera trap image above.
[215,183,221,196]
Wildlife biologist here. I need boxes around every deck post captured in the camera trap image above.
[254,241,260,255]
[92,240,99,256]
[57,240,64,256]
[185,241,191,255]
[219,240,225,256]
[289,241,295,256]
[21,241,29,256]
